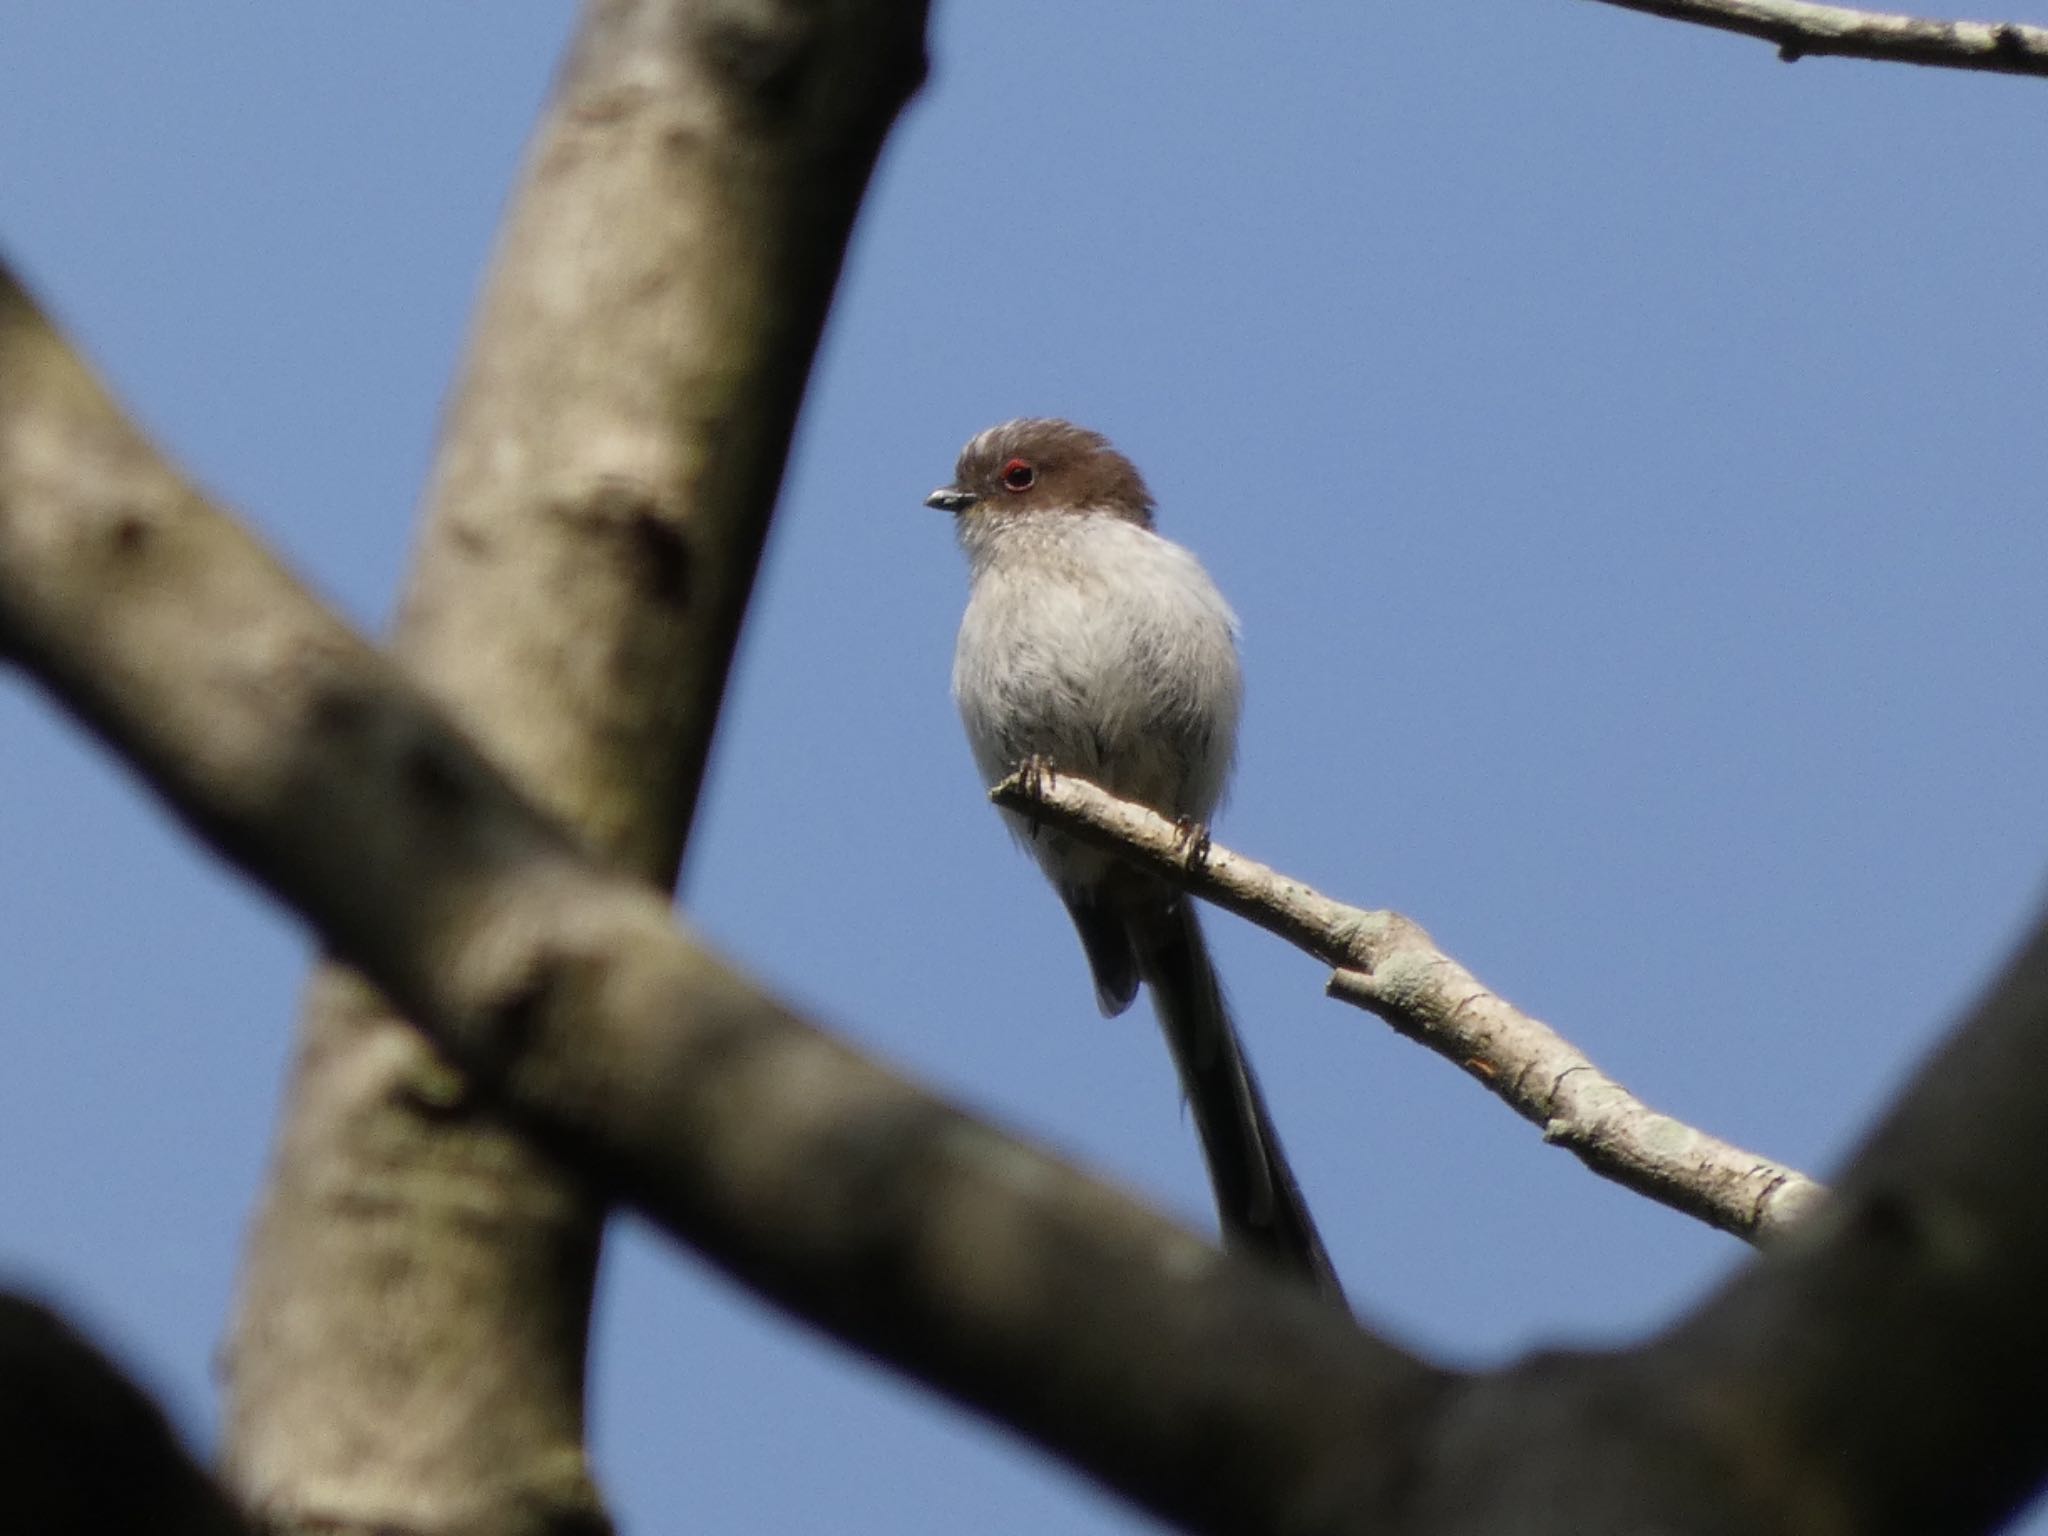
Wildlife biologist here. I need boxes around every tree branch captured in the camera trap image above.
[0,1292,249,1536]
[1642,913,2048,1536]
[214,2,931,1530]
[1586,0,2048,76]
[990,770,1825,1245]
[0,259,1446,1536]
[989,766,2048,1529]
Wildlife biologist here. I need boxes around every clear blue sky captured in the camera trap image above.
[5,6,2048,1532]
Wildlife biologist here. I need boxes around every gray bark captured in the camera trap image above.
[212,2,928,1531]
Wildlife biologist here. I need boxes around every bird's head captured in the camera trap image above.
[926,418,1155,530]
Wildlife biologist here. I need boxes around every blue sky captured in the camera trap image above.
[5,6,2048,1532]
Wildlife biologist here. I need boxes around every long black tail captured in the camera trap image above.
[1137,900,1345,1303]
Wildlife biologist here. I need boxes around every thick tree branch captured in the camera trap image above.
[1587,0,2048,76]
[1644,915,2048,1536]
[218,2,930,1531]
[0,261,1447,1536]
[0,1292,249,1536]
[990,770,1825,1245]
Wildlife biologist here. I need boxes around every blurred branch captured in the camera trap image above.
[1643,913,2048,1536]
[1588,0,2048,75]
[216,1,932,1531]
[0,1292,249,1536]
[990,770,1826,1245]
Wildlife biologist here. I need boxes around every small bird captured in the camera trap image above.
[928,418,1341,1299]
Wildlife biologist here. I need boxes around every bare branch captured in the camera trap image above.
[990,770,1826,1245]
[1586,0,2048,76]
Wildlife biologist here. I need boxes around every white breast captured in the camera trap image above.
[952,510,1243,831]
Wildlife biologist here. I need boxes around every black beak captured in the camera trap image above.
[925,486,978,513]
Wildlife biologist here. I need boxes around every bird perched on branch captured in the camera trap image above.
[927,418,1342,1300]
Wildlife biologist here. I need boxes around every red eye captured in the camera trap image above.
[1000,458,1036,492]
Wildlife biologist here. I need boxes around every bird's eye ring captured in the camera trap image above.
[1000,458,1036,492]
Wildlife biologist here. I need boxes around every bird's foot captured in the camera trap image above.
[1172,815,1213,873]
[1018,753,1059,800]
[1018,754,1059,842]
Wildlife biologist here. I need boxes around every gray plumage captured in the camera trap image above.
[930,419,1341,1300]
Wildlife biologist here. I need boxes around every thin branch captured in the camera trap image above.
[1587,0,2048,76]
[990,770,1826,1245]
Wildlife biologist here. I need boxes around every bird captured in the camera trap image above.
[927,417,1342,1300]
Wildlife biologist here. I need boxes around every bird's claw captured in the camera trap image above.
[1017,755,1059,842]
[1172,815,1213,873]
[1018,753,1058,800]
